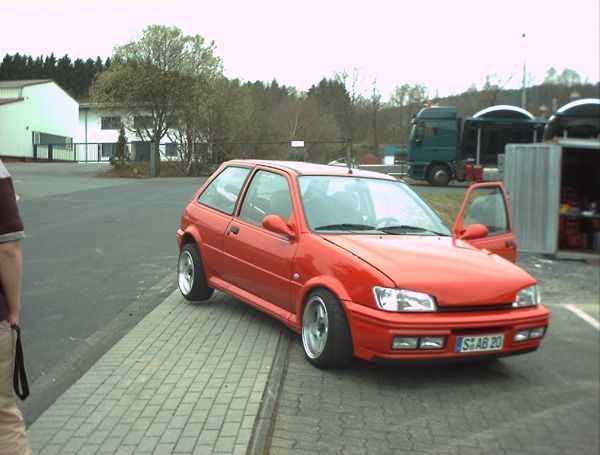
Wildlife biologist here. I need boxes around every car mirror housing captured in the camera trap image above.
[459,223,489,240]
[262,214,296,240]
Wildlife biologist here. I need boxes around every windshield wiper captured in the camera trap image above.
[379,225,449,236]
[315,223,380,232]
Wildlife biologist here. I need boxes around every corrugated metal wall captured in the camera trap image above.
[504,144,562,254]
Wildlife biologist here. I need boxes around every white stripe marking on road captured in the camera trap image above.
[565,304,600,330]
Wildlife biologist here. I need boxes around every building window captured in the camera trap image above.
[165,143,178,157]
[134,116,153,129]
[133,142,151,161]
[101,116,121,130]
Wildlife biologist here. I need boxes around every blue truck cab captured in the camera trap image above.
[408,106,460,186]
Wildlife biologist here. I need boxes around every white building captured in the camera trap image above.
[0,80,79,160]
[78,104,179,162]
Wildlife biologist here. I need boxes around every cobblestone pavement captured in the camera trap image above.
[24,252,599,454]
[27,290,282,454]
[267,254,600,455]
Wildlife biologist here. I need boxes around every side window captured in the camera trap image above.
[424,121,438,139]
[463,186,509,234]
[198,166,251,215]
[239,170,293,226]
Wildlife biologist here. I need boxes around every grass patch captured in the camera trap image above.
[420,192,466,228]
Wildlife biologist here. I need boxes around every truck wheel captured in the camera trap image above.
[427,165,451,186]
[178,243,214,301]
[301,289,353,368]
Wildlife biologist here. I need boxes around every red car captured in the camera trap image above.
[177,160,549,368]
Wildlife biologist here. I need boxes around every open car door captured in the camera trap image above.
[452,182,517,263]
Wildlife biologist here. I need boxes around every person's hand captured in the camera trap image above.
[8,311,19,327]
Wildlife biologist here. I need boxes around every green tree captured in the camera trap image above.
[56,54,72,93]
[43,53,57,80]
[91,25,222,175]
[543,67,582,86]
[113,126,129,164]
[386,83,429,144]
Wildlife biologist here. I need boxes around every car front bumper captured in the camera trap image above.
[344,301,550,363]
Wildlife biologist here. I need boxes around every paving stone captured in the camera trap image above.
[26,288,281,453]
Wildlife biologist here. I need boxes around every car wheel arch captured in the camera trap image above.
[295,278,352,324]
[179,227,204,250]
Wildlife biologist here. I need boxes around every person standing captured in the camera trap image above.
[0,159,31,455]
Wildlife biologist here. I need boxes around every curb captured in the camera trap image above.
[247,329,291,455]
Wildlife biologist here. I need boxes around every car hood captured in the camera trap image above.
[322,235,536,307]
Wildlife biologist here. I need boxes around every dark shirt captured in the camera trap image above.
[0,159,25,321]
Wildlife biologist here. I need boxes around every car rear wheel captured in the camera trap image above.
[178,243,214,301]
[301,289,353,368]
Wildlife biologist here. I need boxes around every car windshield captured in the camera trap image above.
[298,175,451,236]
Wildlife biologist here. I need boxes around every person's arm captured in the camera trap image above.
[0,240,23,325]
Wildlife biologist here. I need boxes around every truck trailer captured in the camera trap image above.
[407,105,546,186]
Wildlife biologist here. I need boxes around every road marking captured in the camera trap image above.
[565,304,600,330]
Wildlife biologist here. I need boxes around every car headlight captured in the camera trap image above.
[512,285,541,308]
[373,287,437,312]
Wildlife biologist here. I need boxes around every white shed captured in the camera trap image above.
[0,80,79,160]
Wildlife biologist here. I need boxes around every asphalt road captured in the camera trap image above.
[7,163,205,424]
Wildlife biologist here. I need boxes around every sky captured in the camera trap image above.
[1,0,599,101]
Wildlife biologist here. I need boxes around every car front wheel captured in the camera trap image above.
[178,243,214,301]
[301,289,353,368]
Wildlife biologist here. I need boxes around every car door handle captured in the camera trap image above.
[505,240,515,248]
[230,225,240,235]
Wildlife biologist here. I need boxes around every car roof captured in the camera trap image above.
[227,159,398,180]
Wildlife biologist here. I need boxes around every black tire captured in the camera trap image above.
[301,288,353,368]
[177,243,214,301]
[427,164,451,186]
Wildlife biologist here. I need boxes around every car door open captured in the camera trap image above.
[453,182,518,263]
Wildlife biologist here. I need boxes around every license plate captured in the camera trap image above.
[455,334,504,353]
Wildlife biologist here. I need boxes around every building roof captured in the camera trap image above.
[0,98,23,106]
[0,79,53,89]
[472,105,535,120]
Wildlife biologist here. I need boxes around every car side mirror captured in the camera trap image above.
[459,223,489,240]
[262,214,296,240]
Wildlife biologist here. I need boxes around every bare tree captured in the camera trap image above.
[369,79,382,157]
[335,68,366,150]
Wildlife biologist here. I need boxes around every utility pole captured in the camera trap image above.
[521,32,527,109]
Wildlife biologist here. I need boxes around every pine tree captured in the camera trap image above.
[113,126,129,164]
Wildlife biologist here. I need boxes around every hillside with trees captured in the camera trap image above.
[1,31,598,173]
[0,53,110,100]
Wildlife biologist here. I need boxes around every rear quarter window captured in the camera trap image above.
[198,166,251,215]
